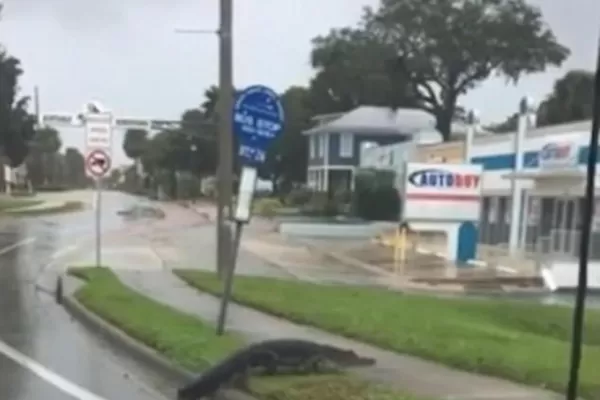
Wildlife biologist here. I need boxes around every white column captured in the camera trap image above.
[323,133,330,192]
[465,109,479,162]
[318,170,324,191]
[508,96,536,254]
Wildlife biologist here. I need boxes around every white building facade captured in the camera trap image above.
[460,119,599,262]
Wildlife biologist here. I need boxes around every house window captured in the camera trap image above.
[318,134,325,157]
[309,136,316,158]
[340,133,353,157]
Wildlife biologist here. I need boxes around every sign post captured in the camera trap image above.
[83,106,113,268]
[215,85,285,335]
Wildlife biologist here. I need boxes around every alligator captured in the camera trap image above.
[177,338,376,399]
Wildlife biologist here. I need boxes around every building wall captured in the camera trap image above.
[414,141,464,164]
[409,119,594,195]
[307,132,410,167]
[307,133,326,166]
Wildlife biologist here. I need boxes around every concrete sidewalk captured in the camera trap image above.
[115,269,560,400]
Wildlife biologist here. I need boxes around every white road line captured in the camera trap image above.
[0,237,36,255]
[51,244,79,260]
[0,339,108,400]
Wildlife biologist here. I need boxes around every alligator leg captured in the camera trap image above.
[302,355,325,373]
[304,355,339,374]
[228,368,250,391]
[260,351,279,375]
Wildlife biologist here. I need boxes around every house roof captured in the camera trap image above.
[303,106,437,136]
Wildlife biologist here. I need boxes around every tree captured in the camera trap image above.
[195,86,242,177]
[140,129,196,198]
[122,128,149,190]
[536,70,594,127]
[123,128,148,169]
[364,0,570,140]
[487,112,519,133]
[488,69,595,133]
[107,169,122,187]
[0,50,36,168]
[260,86,312,191]
[26,126,61,186]
[201,85,220,121]
[181,108,218,176]
[123,128,149,160]
[310,27,416,114]
[63,147,86,187]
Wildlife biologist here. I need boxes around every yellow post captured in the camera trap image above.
[393,225,408,276]
[399,226,407,275]
[393,227,400,274]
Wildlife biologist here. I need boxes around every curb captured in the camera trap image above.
[62,294,258,400]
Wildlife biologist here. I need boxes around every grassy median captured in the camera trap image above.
[0,196,41,211]
[68,267,426,400]
[251,374,427,400]
[69,267,242,369]
[7,200,85,216]
[173,269,600,398]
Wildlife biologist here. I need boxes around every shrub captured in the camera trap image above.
[353,168,400,221]
[253,198,283,218]
[285,187,313,206]
[301,192,339,217]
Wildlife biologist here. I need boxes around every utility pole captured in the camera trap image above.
[216,0,234,279]
[174,0,234,279]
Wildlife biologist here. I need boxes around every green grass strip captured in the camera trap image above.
[69,267,242,370]
[69,267,427,400]
[173,269,600,399]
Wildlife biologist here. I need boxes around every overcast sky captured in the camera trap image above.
[0,0,598,166]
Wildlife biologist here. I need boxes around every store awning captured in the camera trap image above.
[502,168,585,181]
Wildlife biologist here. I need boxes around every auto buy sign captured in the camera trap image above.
[402,162,483,222]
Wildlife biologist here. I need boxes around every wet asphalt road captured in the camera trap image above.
[0,191,173,400]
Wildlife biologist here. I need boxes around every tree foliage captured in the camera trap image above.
[324,0,570,139]
[488,69,594,133]
[119,0,576,199]
[310,27,416,112]
[25,126,63,187]
[63,147,86,187]
[0,50,36,167]
[537,70,594,127]
[123,128,149,160]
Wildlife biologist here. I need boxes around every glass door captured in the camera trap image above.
[552,198,578,254]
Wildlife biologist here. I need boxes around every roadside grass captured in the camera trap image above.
[6,200,85,216]
[68,266,242,370]
[0,196,42,211]
[173,269,600,399]
[250,374,427,400]
[68,267,425,400]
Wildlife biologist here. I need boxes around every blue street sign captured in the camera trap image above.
[233,85,284,164]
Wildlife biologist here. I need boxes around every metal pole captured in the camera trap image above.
[34,86,41,126]
[216,0,234,279]
[95,178,102,267]
[508,97,531,254]
[565,35,600,400]
[216,221,242,335]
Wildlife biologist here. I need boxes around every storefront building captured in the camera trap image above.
[465,119,600,260]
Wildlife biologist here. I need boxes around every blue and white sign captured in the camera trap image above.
[538,140,579,169]
[233,85,285,164]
